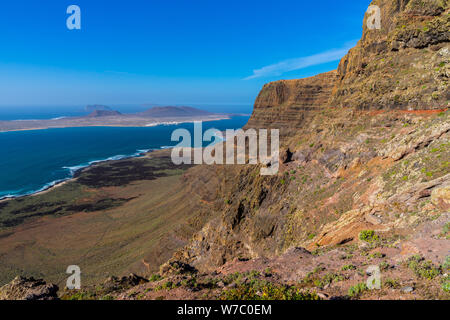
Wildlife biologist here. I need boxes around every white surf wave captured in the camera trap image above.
[62,149,153,174]
[0,178,67,200]
[0,148,154,200]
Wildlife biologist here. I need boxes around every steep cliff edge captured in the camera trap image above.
[245,71,337,135]
[247,0,449,131]
[331,0,449,110]
[157,0,449,299]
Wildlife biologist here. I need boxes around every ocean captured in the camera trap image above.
[0,116,249,199]
[0,105,252,121]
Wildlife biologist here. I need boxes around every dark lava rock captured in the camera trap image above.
[160,260,198,276]
[102,273,148,293]
[280,148,293,164]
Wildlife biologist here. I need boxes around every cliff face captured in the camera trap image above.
[332,0,449,110]
[165,0,450,277]
[245,71,337,135]
[172,108,449,271]
[247,0,449,129]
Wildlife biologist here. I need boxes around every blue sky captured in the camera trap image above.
[0,0,372,113]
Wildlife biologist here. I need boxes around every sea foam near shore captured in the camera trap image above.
[0,116,250,200]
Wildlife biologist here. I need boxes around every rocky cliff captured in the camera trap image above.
[247,0,449,133]
[332,0,449,110]
[155,0,449,300]
[245,71,337,135]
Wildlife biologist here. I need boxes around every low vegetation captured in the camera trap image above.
[359,230,379,243]
[220,281,320,300]
[406,255,441,280]
[348,283,368,298]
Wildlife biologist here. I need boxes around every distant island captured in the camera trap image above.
[85,104,115,112]
[0,106,232,132]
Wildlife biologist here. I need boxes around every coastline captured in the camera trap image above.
[0,115,250,202]
[0,179,72,203]
[0,149,156,203]
[0,115,234,133]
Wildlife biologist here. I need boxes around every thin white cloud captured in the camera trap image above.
[244,41,357,80]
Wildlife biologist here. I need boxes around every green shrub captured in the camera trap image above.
[221,281,320,300]
[442,255,450,271]
[407,255,441,280]
[383,278,400,289]
[441,223,450,238]
[348,283,368,298]
[162,281,175,290]
[441,275,450,292]
[313,273,344,288]
[181,277,199,289]
[155,280,179,291]
[149,274,162,282]
[65,291,96,300]
[302,269,344,288]
[368,252,385,259]
[359,230,379,243]
[249,270,261,278]
[379,261,390,271]
[341,264,357,271]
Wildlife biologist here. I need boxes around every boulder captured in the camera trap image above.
[280,148,293,164]
[160,260,197,276]
[431,186,450,210]
[0,276,58,300]
[102,273,148,293]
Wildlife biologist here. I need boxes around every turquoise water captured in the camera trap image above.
[0,116,249,199]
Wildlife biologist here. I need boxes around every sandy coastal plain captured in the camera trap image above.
[0,113,231,132]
